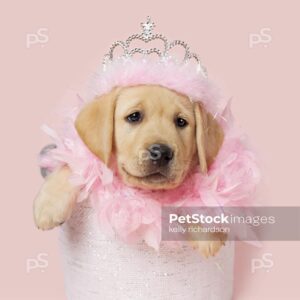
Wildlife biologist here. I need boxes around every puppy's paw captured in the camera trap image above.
[34,190,74,230]
[192,232,227,258]
[33,166,77,230]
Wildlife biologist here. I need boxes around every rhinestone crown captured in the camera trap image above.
[102,17,207,77]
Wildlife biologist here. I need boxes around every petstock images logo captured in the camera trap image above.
[161,207,300,242]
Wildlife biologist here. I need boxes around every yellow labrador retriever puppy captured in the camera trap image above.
[34,84,225,257]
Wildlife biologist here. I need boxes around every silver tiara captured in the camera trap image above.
[102,16,207,77]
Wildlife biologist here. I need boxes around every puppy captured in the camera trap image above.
[34,84,225,257]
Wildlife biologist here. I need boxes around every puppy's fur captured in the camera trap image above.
[34,85,225,257]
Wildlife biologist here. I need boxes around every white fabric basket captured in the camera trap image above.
[59,202,234,300]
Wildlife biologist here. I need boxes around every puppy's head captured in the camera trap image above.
[75,85,223,190]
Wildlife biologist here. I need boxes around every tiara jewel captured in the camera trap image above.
[102,16,207,77]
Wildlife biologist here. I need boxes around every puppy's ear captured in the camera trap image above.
[194,103,224,173]
[75,89,120,165]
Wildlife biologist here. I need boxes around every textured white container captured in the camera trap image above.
[59,201,234,300]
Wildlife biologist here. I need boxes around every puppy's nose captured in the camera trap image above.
[147,143,173,166]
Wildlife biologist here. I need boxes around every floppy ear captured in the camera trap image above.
[75,89,119,165]
[194,103,224,173]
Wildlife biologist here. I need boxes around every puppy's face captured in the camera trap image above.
[75,85,224,190]
[114,86,196,189]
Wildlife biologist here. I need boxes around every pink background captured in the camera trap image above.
[1,0,300,299]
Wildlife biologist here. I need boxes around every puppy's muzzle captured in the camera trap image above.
[147,143,174,167]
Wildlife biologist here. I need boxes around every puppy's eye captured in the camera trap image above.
[126,111,142,123]
[175,117,188,128]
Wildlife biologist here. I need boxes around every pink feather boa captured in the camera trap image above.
[39,60,260,250]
